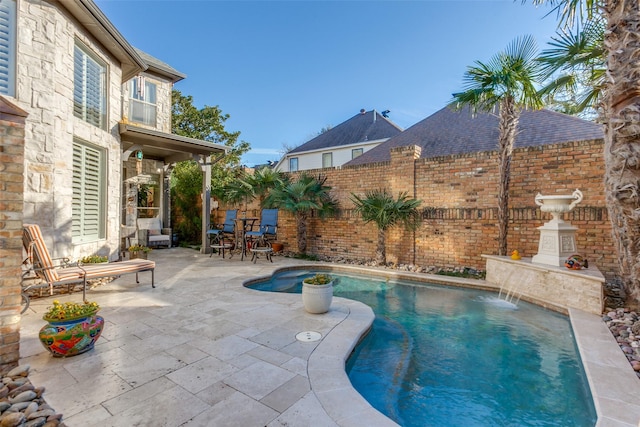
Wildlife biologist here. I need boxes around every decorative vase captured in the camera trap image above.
[39,313,104,357]
[532,189,584,267]
[302,281,333,314]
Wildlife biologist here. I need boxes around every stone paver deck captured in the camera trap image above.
[17,248,640,426]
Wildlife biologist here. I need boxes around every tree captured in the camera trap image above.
[264,174,337,254]
[170,90,250,244]
[170,161,203,243]
[351,189,421,265]
[529,0,640,302]
[243,167,289,207]
[537,17,605,118]
[451,35,544,256]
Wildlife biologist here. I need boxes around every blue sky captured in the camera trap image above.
[95,0,561,167]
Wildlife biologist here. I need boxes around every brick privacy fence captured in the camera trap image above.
[0,97,27,374]
[222,138,617,279]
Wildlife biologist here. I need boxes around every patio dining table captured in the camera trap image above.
[236,217,258,260]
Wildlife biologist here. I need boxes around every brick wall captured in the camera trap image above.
[0,97,27,374]
[255,138,616,279]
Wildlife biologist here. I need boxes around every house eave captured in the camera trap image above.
[288,138,387,156]
[119,123,228,163]
[62,0,147,82]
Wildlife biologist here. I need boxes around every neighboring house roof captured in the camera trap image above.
[288,109,403,154]
[134,48,186,83]
[64,0,146,82]
[346,106,605,166]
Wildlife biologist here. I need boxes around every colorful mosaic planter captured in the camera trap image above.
[39,314,104,357]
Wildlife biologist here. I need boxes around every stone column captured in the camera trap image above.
[0,96,27,375]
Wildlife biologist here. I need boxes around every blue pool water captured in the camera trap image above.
[247,269,597,426]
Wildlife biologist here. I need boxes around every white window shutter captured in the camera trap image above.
[0,0,16,96]
[72,142,105,242]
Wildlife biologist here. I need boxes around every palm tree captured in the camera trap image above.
[529,1,640,301]
[264,174,337,254]
[244,167,288,206]
[351,189,421,265]
[537,17,605,118]
[451,35,544,256]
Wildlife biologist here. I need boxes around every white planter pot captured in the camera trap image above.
[302,281,333,314]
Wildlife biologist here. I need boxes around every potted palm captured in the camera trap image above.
[39,300,104,357]
[302,273,334,314]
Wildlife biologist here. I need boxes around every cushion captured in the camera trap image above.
[148,229,161,236]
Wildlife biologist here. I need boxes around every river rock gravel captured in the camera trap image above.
[0,365,65,427]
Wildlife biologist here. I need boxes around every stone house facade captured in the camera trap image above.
[0,0,225,373]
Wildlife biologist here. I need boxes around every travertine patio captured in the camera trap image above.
[17,248,640,426]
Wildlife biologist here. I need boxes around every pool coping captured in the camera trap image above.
[286,264,640,427]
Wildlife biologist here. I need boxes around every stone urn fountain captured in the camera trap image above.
[531,189,583,267]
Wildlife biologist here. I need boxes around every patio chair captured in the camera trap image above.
[137,217,171,248]
[244,209,278,261]
[207,209,237,258]
[22,224,155,302]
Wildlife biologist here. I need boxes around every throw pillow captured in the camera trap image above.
[148,229,161,236]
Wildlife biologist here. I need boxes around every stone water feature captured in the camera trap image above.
[531,189,583,267]
[483,189,604,315]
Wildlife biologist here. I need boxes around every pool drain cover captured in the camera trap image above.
[296,331,322,342]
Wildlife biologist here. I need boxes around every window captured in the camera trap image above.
[289,157,298,172]
[0,0,16,96]
[129,76,157,126]
[74,42,107,129]
[322,152,333,168]
[352,148,363,159]
[72,141,106,243]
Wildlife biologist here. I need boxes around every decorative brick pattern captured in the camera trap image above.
[0,97,27,374]
[237,139,616,280]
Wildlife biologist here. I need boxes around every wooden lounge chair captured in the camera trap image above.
[22,224,155,301]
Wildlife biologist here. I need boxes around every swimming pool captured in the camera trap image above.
[247,268,597,426]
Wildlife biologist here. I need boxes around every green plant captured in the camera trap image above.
[351,189,421,265]
[303,274,333,285]
[264,173,338,254]
[43,300,100,322]
[128,244,152,253]
[79,255,108,264]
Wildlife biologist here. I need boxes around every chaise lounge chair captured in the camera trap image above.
[22,224,155,302]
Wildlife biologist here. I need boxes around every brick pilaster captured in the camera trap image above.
[0,96,27,374]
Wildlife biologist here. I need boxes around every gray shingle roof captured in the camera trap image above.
[134,47,186,83]
[289,110,403,154]
[346,105,604,166]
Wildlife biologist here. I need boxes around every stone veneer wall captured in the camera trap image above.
[483,255,604,315]
[222,138,616,279]
[0,97,27,374]
[16,1,124,260]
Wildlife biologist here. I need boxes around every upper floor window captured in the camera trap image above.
[74,42,107,129]
[322,152,333,168]
[72,140,106,243]
[0,0,16,96]
[352,148,363,159]
[130,76,157,126]
[289,157,298,172]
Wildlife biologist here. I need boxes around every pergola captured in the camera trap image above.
[120,123,228,253]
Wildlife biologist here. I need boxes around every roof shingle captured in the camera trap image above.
[346,106,604,166]
[289,110,402,154]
